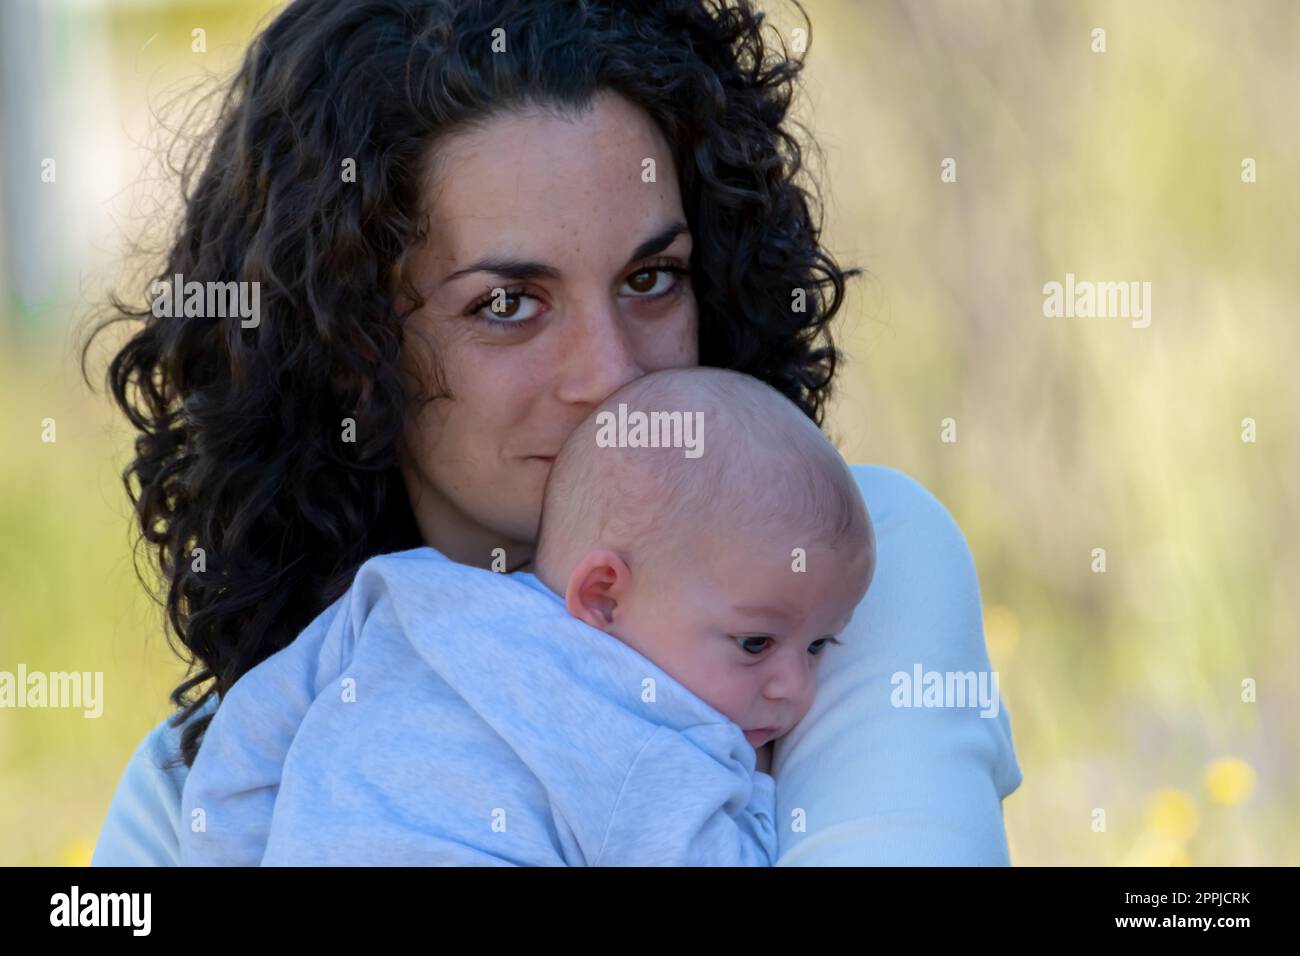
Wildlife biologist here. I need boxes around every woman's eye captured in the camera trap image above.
[466,288,543,326]
[622,265,687,298]
[735,636,771,656]
[465,265,686,326]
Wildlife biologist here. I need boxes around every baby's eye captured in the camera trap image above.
[808,637,841,656]
[734,636,771,656]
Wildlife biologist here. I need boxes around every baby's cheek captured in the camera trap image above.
[709,680,752,727]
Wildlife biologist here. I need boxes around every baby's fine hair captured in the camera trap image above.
[534,367,873,587]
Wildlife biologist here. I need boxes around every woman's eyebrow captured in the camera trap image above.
[627,220,690,263]
[438,220,689,287]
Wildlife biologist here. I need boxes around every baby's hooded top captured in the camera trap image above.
[180,367,868,866]
[179,546,777,866]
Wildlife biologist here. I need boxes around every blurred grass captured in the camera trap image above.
[0,1,281,868]
[1,0,1297,865]
[794,0,1300,865]
[0,328,191,867]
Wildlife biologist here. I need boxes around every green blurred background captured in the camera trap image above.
[1,0,1295,866]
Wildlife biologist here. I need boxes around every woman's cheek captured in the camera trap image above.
[664,302,700,365]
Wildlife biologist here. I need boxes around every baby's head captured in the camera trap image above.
[533,367,875,750]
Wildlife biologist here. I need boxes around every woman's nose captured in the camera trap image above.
[554,296,646,405]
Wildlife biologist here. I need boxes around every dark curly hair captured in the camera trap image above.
[81,0,861,769]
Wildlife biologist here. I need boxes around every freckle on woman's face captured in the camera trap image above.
[398,91,700,566]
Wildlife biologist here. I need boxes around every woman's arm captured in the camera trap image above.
[93,589,354,867]
[773,464,1022,865]
[91,700,212,866]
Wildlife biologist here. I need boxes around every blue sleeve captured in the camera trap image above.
[90,704,206,867]
[594,724,778,866]
[93,593,350,868]
[181,593,353,866]
[774,464,1023,866]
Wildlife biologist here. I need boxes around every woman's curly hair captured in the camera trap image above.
[82,0,860,769]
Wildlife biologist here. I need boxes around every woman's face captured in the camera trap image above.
[398,91,699,569]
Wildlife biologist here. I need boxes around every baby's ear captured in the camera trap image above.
[563,548,631,630]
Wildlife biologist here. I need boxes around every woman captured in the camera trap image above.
[88,0,1021,865]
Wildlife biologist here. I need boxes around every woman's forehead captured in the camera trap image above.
[420,96,687,269]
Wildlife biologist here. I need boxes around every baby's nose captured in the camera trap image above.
[768,661,815,701]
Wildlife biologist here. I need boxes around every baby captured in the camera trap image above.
[180,366,875,866]
[527,367,876,774]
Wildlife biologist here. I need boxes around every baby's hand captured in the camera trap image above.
[754,741,773,774]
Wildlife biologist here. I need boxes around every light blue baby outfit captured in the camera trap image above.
[178,547,777,866]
